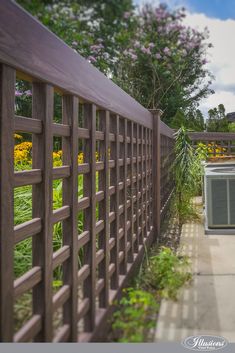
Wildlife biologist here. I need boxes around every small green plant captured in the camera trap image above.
[112,288,159,342]
[143,247,192,300]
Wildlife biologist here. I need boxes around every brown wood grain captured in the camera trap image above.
[120,118,128,274]
[62,95,79,341]
[129,121,134,262]
[110,115,120,289]
[32,82,54,341]
[140,126,144,243]
[189,132,235,141]
[159,119,174,138]
[98,110,110,308]
[83,103,96,331]
[136,124,140,250]
[152,111,161,241]
[145,127,148,236]
[0,64,15,341]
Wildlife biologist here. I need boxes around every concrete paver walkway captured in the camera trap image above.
[155,200,235,343]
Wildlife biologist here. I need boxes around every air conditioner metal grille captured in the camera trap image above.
[229,180,235,224]
[211,179,228,225]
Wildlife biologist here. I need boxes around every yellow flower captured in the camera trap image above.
[53,150,62,167]
[78,152,84,164]
[14,141,32,166]
[14,133,23,140]
[15,141,32,152]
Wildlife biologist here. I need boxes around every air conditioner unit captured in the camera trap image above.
[204,163,235,234]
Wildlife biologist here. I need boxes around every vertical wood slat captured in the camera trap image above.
[120,118,127,274]
[228,140,231,155]
[133,123,138,253]
[0,64,15,342]
[128,121,134,262]
[148,128,152,230]
[136,124,140,250]
[98,110,110,307]
[32,82,54,341]
[62,95,79,341]
[140,126,144,242]
[124,118,128,271]
[110,115,120,289]
[151,110,161,241]
[145,127,148,235]
[83,103,96,331]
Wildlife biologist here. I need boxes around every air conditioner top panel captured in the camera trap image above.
[205,162,235,169]
[205,163,235,177]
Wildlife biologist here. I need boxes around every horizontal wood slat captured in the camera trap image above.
[189,132,235,141]
[78,264,90,282]
[14,315,42,343]
[14,218,42,244]
[53,166,70,179]
[52,206,70,224]
[14,267,42,299]
[53,325,70,343]
[77,298,90,321]
[15,115,42,134]
[52,285,70,312]
[78,231,90,249]
[52,246,70,270]
[14,169,42,187]
[53,123,70,137]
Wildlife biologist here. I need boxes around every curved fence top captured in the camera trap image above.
[0,0,152,129]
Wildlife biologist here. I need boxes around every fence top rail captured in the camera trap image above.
[0,0,152,129]
[160,120,174,138]
[189,132,235,141]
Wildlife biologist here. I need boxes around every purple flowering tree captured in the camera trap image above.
[114,4,214,123]
[17,1,213,124]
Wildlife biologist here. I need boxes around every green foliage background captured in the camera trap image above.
[17,0,214,128]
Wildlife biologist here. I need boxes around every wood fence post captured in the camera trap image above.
[149,109,163,242]
[0,64,15,342]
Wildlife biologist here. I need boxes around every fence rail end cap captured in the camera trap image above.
[148,109,163,117]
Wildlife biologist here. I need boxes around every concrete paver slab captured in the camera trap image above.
[155,204,235,343]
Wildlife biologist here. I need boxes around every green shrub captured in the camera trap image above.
[112,288,159,342]
[143,247,192,300]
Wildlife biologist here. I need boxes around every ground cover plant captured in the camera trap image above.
[112,245,192,342]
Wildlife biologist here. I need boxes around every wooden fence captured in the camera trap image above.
[189,132,235,156]
[0,0,175,342]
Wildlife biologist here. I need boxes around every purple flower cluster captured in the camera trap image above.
[15,90,22,97]
[155,7,169,21]
[87,56,97,63]
[163,47,171,56]
[90,43,104,52]
[141,46,151,55]
[124,49,137,61]
[123,12,131,19]
[15,90,32,97]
